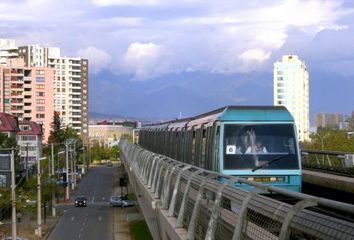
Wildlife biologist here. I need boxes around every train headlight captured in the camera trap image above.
[277,177,285,182]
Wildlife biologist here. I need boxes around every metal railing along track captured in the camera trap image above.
[120,140,354,240]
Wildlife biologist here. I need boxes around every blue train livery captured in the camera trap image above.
[139,106,302,192]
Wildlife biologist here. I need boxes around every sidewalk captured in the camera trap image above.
[113,166,142,240]
[0,210,60,240]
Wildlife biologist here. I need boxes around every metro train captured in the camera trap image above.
[139,106,302,192]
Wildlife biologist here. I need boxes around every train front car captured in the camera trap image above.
[220,106,302,192]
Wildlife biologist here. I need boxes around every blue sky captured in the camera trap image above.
[1,0,354,118]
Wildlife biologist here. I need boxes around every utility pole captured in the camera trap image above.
[51,143,56,217]
[73,141,77,189]
[11,150,17,240]
[37,156,46,238]
[65,142,70,201]
[70,147,74,190]
[82,145,86,174]
[25,143,29,181]
[88,140,91,166]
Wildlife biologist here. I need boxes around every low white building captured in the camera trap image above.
[17,120,43,168]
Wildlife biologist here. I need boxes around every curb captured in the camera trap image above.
[44,212,63,239]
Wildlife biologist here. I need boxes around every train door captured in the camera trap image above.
[185,126,194,165]
[204,122,214,170]
[212,123,221,172]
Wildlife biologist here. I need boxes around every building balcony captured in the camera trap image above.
[11,109,23,114]
[10,94,23,98]
[11,100,23,105]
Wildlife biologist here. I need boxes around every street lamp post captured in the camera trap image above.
[51,150,65,217]
[10,150,16,240]
[37,156,47,238]
[65,142,70,201]
[64,139,75,201]
[314,132,325,164]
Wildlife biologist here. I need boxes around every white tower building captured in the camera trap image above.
[274,55,309,142]
[0,39,18,65]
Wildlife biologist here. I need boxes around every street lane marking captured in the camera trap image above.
[71,217,75,221]
[81,227,84,232]
[99,216,102,221]
[79,234,82,239]
[102,197,105,201]
[92,197,95,203]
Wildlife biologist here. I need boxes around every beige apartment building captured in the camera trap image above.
[18,45,89,142]
[0,58,54,142]
[274,55,310,142]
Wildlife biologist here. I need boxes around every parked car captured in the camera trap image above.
[74,196,87,207]
[110,195,136,207]
[56,179,71,187]
[110,196,122,207]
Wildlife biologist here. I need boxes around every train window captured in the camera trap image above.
[223,124,299,170]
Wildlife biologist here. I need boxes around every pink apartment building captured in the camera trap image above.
[0,58,54,142]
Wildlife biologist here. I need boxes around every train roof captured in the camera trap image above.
[142,106,294,130]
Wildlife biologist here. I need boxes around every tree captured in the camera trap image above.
[63,126,79,140]
[121,133,133,142]
[110,145,120,160]
[302,127,354,152]
[0,132,18,148]
[48,111,64,144]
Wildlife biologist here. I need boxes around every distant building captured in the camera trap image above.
[89,122,134,147]
[17,121,43,168]
[314,112,342,129]
[0,39,18,65]
[0,39,89,142]
[274,55,309,141]
[0,58,54,142]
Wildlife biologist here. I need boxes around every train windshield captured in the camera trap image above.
[223,124,299,170]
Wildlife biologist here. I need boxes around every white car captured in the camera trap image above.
[110,196,136,207]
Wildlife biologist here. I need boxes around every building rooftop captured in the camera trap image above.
[0,112,19,132]
[18,120,42,136]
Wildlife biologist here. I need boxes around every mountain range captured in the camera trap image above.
[89,70,354,123]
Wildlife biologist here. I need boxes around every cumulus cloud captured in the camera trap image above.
[1,0,354,79]
[238,48,270,72]
[77,47,112,74]
[120,42,172,80]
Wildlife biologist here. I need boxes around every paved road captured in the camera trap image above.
[48,164,117,240]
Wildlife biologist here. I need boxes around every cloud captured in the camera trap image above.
[92,0,200,7]
[120,42,172,80]
[238,48,271,72]
[77,47,112,74]
[1,0,354,79]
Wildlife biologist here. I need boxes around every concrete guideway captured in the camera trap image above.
[120,140,354,240]
[303,169,354,194]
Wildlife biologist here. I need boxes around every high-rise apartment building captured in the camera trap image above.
[274,55,309,142]
[0,58,54,142]
[47,57,89,140]
[18,44,89,141]
[0,39,18,65]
